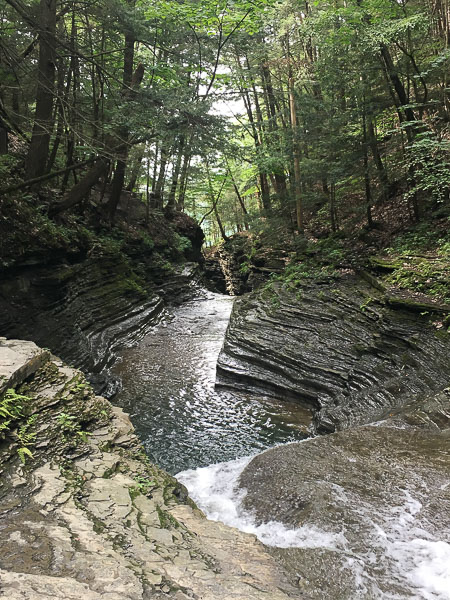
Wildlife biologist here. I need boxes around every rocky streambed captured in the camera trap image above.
[180,389,450,599]
[112,290,310,475]
[1,269,449,600]
[0,338,299,600]
[178,275,450,600]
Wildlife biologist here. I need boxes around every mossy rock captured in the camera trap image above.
[386,294,450,315]
[369,256,403,271]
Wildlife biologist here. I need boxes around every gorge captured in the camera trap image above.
[1,0,450,596]
[1,249,449,599]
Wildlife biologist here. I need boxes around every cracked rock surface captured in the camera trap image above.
[0,338,301,600]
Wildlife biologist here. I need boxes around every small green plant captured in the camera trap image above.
[0,389,36,463]
[73,382,87,392]
[0,388,29,424]
[17,446,34,464]
[17,414,37,464]
[360,296,374,312]
[139,232,155,250]
[129,474,157,500]
[98,234,124,255]
[17,415,37,446]
[57,412,91,443]
[239,261,250,275]
[173,232,192,256]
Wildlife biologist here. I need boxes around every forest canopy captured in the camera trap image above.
[0,0,449,242]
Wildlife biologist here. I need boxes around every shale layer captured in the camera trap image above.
[217,277,450,432]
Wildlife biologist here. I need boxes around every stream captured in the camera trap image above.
[113,290,310,475]
[113,289,450,600]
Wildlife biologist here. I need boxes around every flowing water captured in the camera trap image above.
[114,289,450,599]
[113,290,310,475]
[177,441,450,600]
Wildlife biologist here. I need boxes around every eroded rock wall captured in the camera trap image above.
[0,206,207,392]
[0,251,202,392]
[215,234,290,296]
[217,276,450,432]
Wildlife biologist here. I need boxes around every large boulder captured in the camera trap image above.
[238,389,450,599]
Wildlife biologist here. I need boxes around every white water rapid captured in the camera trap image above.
[177,447,450,600]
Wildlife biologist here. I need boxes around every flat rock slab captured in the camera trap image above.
[0,337,49,395]
[238,391,450,599]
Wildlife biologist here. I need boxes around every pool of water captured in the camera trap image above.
[113,290,311,474]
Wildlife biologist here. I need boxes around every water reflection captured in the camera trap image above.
[113,291,310,474]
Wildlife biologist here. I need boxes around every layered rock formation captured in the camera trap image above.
[0,255,203,393]
[217,276,450,432]
[215,234,290,296]
[0,338,300,600]
[0,211,205,392]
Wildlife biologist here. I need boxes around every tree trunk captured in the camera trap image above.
[166,135,185,213]
[236,52,271,211]
[177,151,191,211]
[0,117,8,154]
[362,106,374,228]
[26,0,56,179]
[367,117,389,201]
[105,0,138,221]
[288,75,303,232]
[49,158,110,216]
[330,183,338,232]
[145,156,150,226]
[380,44,416,125]
[154,143,169,209]
[261,59,287,207]
[126,148,145,192]
[226,158,249,230]
[46,29,74,174]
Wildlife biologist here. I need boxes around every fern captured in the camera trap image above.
[17,447,33,465]
[17,415,37,447]
[0,389,36,464]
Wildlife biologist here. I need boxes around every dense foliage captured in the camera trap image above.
[0,0,449,241]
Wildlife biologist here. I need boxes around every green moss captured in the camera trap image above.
[434,328,449,340]
[156,505,180,529]
[92,517,107,534]
[369,257,402,271]
[59,462,86,491]
[102,462,121,479]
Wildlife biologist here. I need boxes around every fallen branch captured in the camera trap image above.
[0,158,95,196]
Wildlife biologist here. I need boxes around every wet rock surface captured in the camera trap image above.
[238,389,450,599]
[216,234,290,296]
[0,254,202,394]
[217,276,450,432]
[202,252,227,294]
[112,292,310,474]
[0,339,301,600]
